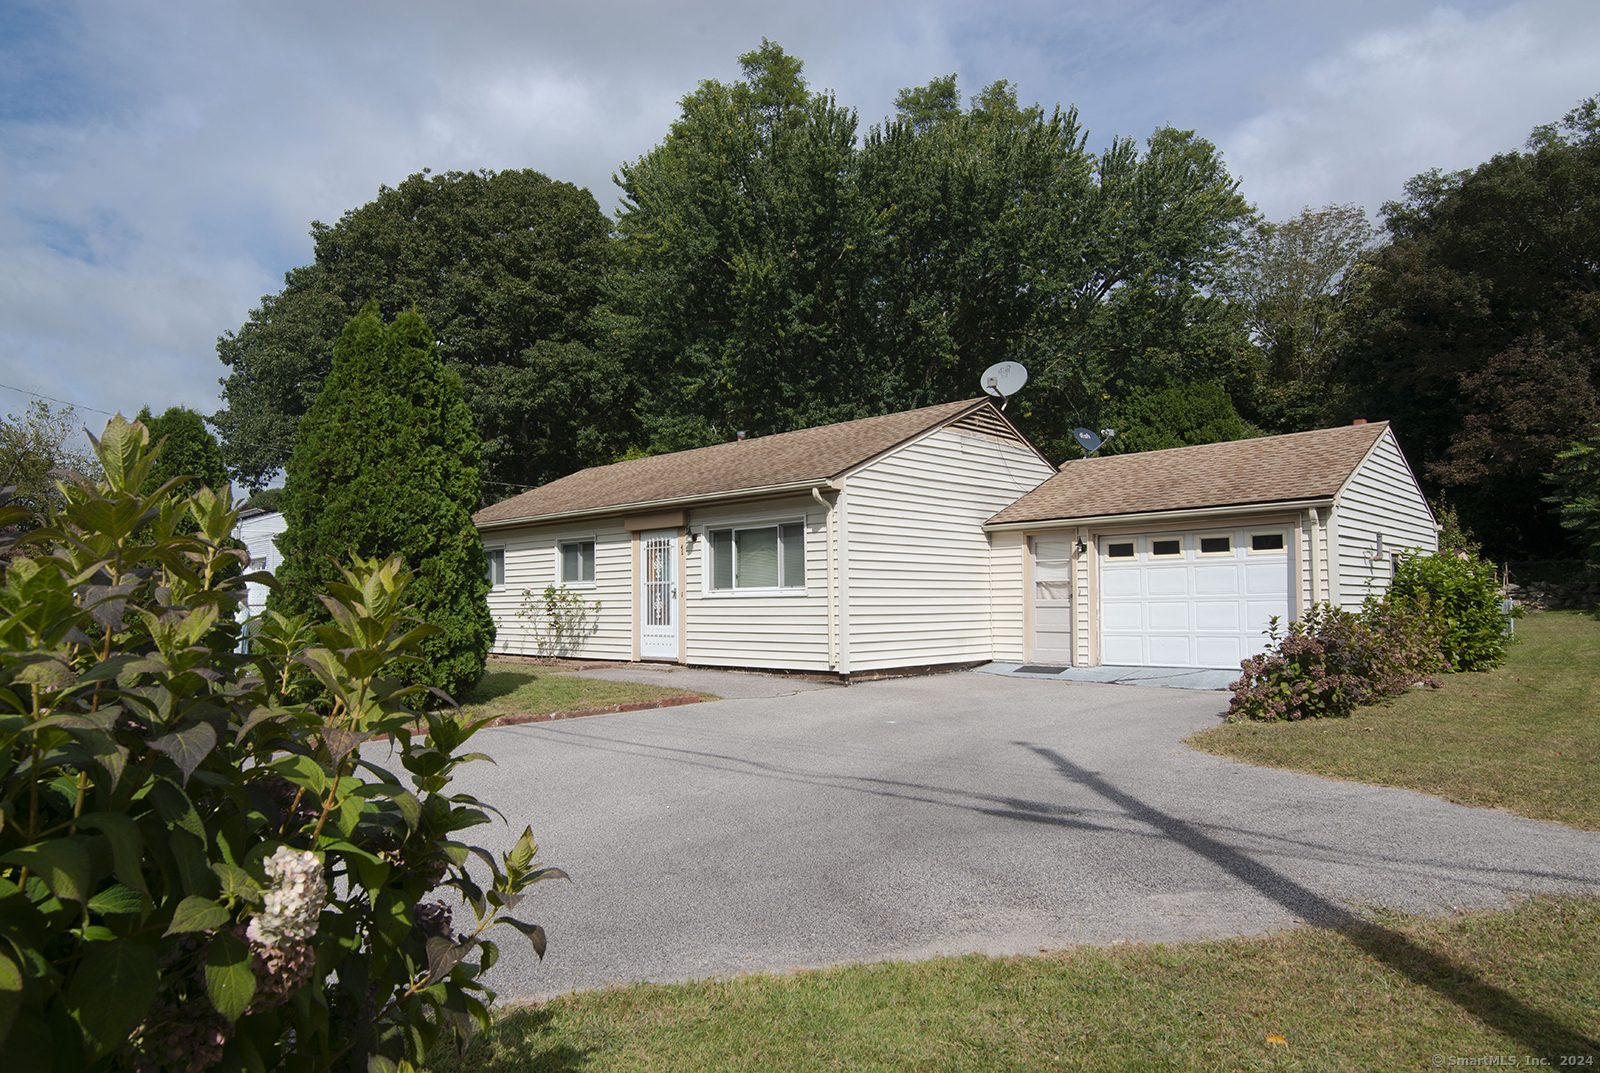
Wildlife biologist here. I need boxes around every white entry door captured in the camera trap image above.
[639,529,679,659]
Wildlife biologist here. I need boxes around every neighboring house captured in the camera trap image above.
[475,408,1438,677]
[985,420,1437,669]
[473,399,1057,677]
[233,508,288,637]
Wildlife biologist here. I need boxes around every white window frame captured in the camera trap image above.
[1248,530,1288,555]
[556,538,596,588]
[484,547,505,588]
[703,518,808,596]
[1103,539,1136,561]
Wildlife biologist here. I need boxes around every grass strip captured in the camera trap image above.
[457,666,712,725]
[1189,610,1600,830]
[430,895,1600,1072]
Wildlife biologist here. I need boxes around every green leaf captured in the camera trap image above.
[424,935,472,983]
[0,947,22,1044]
[66,939,158,1059]
[205,929,257,1022]
[75,811,148,895]
[0,841,90,904]
[87,883,146,916]
[211,861,263,903]
[149,778,207,841]
[494,917,548,960]
[166,895,231,936]
[150,720,219,785]
[268,752,330,798]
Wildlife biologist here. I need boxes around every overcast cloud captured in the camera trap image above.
[1,0,1595,437]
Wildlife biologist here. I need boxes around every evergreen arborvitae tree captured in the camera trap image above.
[273,302,494,698]
[135,405,230,499]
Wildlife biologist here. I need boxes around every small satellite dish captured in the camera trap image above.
[980,362,1028,409]
[1074,427,1115,456]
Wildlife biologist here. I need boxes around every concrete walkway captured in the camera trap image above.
[977,661,1239,691]
[418,667,1600,1002]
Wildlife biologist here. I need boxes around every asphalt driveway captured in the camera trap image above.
[428,669,1600,1000]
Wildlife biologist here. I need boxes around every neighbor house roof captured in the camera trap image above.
[986,421,1390,527]
[476,398,1021,528]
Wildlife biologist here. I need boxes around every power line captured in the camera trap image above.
[0,380,540,491]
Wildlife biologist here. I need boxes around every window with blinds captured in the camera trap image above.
[708,522,805,591]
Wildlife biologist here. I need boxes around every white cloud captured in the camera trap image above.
[1221,0,1600,221]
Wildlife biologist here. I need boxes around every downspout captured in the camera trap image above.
[1308,507,1322,606]
[812,487,838,672]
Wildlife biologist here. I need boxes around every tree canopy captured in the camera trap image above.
[613,43,1256,460]
[214,168,625,497]
[272,303,495,698]
[135,404,230,499]
[1338,95,1600,559]
[0,399,101,519]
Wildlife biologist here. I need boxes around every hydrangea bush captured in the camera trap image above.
[0,416,563,1071]
[1228,550,1513,721]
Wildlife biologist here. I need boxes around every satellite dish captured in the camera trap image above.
[980,362,1028,409]
[1074,427,1115,456]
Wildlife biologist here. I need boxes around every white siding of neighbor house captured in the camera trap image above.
[233,511,288,627]
[681,495,832,672]
[844,427,1055,672]
[482,520,634,660]
[1333,430,1438,609]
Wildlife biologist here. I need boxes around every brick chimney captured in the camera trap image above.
[1352,419,1367,425]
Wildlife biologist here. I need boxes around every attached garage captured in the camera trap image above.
[990,422,1438,671]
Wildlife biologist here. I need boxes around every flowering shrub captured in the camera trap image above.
[516,584,601,658]
[0,416,563,1071]
[1227,599,1447,721]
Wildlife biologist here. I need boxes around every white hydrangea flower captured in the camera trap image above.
[246,845,326,947]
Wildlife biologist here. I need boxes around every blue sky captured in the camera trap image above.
[1,0,1596,442]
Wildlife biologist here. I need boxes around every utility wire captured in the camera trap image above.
[0,380,541,491]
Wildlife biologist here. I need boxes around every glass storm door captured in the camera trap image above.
[639,529,679,659]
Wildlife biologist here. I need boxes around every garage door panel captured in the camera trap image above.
[1147,601,1190,631]
[1148,636,1192,664]
[1193,565,1240,594]
[1102,569,1142,597]
[1103,602,1144,631]
[1196,636,1245,667]
[1102,636,1145,664]
[1244,600,1285,631]
[1146,567,1190,596]
[1244,562,1290,595]
[1195,601,1241,630]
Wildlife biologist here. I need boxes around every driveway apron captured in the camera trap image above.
[425,670,1600,1000]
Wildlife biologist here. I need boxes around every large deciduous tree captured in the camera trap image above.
[273,303,494,698]
[0,399,101,520]
[614,44,1255,460]
[1339,95,1600,559]
[214,168,624,498]
[1222,204,1376,433]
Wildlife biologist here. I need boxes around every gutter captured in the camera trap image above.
[982,497,1337,534]
[476,478,839,532]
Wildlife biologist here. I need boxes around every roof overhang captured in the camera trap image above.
[475,478,840,532]
[982,497,1337,533]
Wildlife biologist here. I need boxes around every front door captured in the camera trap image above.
[639,529,679,659]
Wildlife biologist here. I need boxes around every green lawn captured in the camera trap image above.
[1190,610,1600,830]
[431,895,1600,1071]
[426,614,1600,1069]
[457,664,713,725]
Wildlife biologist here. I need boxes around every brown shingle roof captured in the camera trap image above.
[475,399,997,527]
[986,421,1390,526]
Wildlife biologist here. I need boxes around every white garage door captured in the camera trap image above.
[1099,528,1289,669]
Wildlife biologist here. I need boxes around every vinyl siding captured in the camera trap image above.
[483,521,634,660]
[683,496,832,672]
[989,530,1027,662]
[1333,431,1438,609]
[844,427,1054,671]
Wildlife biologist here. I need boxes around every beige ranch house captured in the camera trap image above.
[473,400,1437,679]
